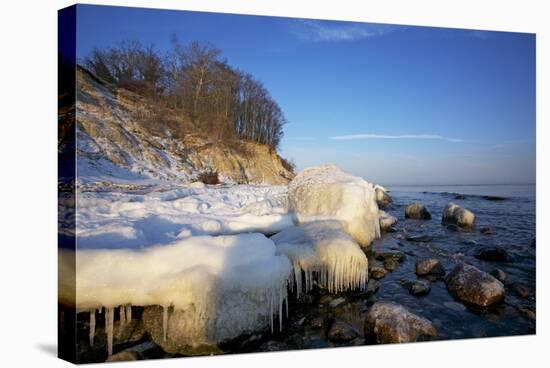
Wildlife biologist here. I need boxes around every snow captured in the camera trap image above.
[75,184,293,249]
[272,221,369,295]
[288,165,381,246]
[59,233,292,353]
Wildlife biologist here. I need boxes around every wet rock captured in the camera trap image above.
[364,302,437,343]
[309,317,325,329]
[518,308,536,320]
[454,194,466,200]
[461,239,478,246]
[365,279,380,296]
[442,203,475,228]
[329,297,346,308]
[379,211,398,232]
[445,263,505,307]
[259,341,290,352]
[384,259,397,272]
[375,187,392,210]
[406,234,433,242]
[142,306,224,356]
[374,250,405,263]
[106,351,140,362]
[328,321,359,342]
[481,195,507,201]
[474,246,513,262]
[370,266,387,280]
[401,279,431,296]
[489,269,507,283]
[512,284,531,298]
[480,227,495,235]
[405,203,432,220]
[416,259,445,276]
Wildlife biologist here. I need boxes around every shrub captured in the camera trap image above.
[196,170,220,185]
[280,157,296,174]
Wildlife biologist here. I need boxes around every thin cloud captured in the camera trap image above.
[287,136,315,141]
[330,134,463,143]
[290,19,398,42]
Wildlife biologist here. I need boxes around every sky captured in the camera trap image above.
[73,4,536,185]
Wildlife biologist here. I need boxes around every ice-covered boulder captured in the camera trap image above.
[375,185,392,209]
[58,233,292,356]
[288,165,380,246]
[272,220,369,295]
[442,202,475,228]
[379,210,398,232]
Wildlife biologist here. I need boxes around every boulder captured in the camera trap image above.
[401,279,431,296]
[415,259,446,276]
[442,203,475,228]
[375,185,392,209]
[404,203,432,220]
[364,302,437,343]
[288,165,380,246]
[370,266,388,280]
[328,321,359,342]
[474,246,513,262]
[445,263,505,307]
[480,227,495,235]
[379,211,398,232]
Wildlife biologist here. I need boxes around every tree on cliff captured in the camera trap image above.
[84,37,285,149]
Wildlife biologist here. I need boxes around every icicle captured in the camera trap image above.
[120,305,126,327]
[279,286,283,332]
[89,309,96,347]
[269,290,274,333]
[162,306,169,341]
[126,305,132,322]
[106,307,114,356]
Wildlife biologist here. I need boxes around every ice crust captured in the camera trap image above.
[59,233,292,354]
[288,165,381,246]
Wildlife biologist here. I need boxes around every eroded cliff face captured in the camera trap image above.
[73,66,294,186]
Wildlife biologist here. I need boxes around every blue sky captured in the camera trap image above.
[74,5,536,185]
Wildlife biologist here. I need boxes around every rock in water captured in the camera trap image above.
[370,266,387,280]
[406,234,433,242]
[401,280,431,296]
[474,246,513,262]
[288,165,381,247]
[379,211,398,232]
[404,203,432,220]
[328,321,359,342]
[445,263,505,307]
[375,185,392,209]
[415,259,446,276]
[364,302,437,343]
[442,203,475,228]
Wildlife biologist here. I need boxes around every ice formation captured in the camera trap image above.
[272,221,369,296]
[288,165,381,246]
[59,233,292,354]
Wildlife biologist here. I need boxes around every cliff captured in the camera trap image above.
[70,66,294,188]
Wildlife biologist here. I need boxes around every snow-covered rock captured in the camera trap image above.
[287,165,381,247]
[272,221,369,295]
[442,202,475,228]
[59,233,292,355]
[375,185,392,209]
[379,210,398,232]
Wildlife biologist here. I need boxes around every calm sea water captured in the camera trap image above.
[371,183,536,339]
